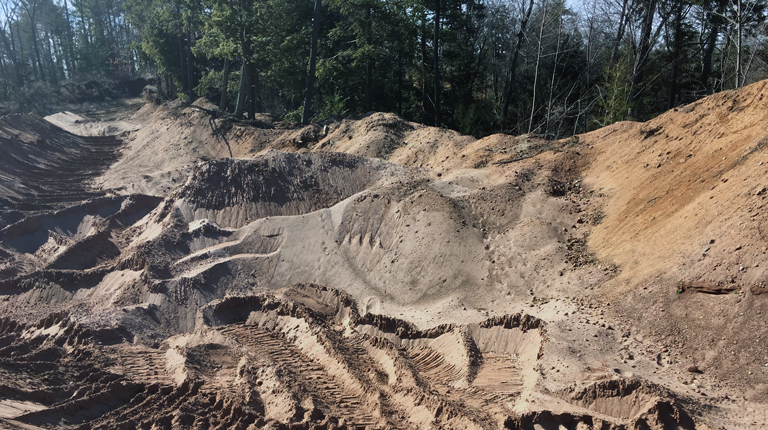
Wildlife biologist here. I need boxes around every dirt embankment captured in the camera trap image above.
[579,81,768,402]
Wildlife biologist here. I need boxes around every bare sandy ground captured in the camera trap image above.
[0,82,767,429]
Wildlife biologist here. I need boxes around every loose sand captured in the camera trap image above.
[1,83,767,429]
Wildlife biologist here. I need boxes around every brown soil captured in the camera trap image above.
[1,82,768,429]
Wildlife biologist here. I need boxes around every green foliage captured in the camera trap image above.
[284,106,303,124]
[319,91,349,119]
[598,56,632,125]
[3,0,768,139]
[195,68,221,99]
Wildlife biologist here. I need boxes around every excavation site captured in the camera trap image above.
[1,83,768,430]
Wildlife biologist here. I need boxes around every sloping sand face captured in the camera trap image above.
[0,114,124,228]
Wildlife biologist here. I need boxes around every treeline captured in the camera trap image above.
[1,0,768,137]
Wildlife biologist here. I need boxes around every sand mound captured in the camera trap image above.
[0,195,161,281]
[94,109,558,199]
[8,79,768,428]
[44,111,140,136]
[169,150,404,228]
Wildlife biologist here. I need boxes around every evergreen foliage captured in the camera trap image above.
[1,0,768,137]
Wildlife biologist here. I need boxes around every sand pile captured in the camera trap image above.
[3,80,768,428]
[44,111,140,137]
[579,80,768,399]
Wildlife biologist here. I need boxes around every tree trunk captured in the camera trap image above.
[74,0,91,48]
[0,54,7,95]
[254,68,262,113]
[219,60,230,112]
[433,0,441,127]
[235,62,246,117]
[701,1,721,93]
[245,61,256,119]
[25,0,46,82]
[546,9,562,134]
[302,0,321,125]
[397,49,403,117]
[420,16,429,123]
[166,73,173,98]
[667,4,683,109]
[179,36,187,96]
[45,29,59,85]
[528,0,547,134]
[629,0,658,119]
[0,25,23,87]
[365,6,373,113]
[501,0,534,129]
[610,0,631,65]
[186,31,195,99]
[736,0,742,88]
[63,0,77,76]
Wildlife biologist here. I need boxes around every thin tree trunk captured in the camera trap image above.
[302,0,321,125]
[0,25,22,87]
[501,0,534,129]
[253,68,262,113]
[25,0,46,82]
[245,60,256,119]
[667,4,683,109]
[366,61,373,112]
[701,2,721,93]
[16,20,26,84]
[546,11,562,135]
[433,0,441,127]
[235,61,246,117]
[45,29,58,85]
[0,55,7,95]
[610,0,631,65]
[420,16,429,123]
[63,0,77,76]
[629,0,658,119]
[219,60,230,112]
[528,0,547,134]
[166,72,173,98]
[365,6,372,112]
[397,49,403,117]
[186,31,195,99]
[736,0,742,87]
[179,36,187,96]
[165,72,176,100]
[75,0,91,47]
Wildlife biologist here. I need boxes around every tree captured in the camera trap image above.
[302,0,321,124]
[501,0,534,129]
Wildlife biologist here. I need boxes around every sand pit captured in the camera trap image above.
[2,81,768,428]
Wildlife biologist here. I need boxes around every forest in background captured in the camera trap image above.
[1,0,767,138]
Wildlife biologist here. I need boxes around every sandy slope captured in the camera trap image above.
[1,81,768,428]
